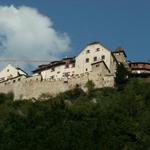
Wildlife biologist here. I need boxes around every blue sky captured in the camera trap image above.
[0,0,150,63]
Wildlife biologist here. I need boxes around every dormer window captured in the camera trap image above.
[86,50,90,54]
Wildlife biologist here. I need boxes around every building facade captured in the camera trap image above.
[33,42,118,80]
[0,64,28,82]
[1,41,150,100]
[33,57,75,80]
[75,42,117,75]
[129,62,150,77]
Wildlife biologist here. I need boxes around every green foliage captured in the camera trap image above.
[56,86,85,102]
[115,63,129,87]
[85,80,95,98]
[0,79,150,150]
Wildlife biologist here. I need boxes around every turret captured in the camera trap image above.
[113,47,128,66]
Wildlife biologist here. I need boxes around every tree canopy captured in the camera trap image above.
[0,78,149,150]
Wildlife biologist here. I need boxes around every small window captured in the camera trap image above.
[86,68,88,71]
[7,69,9,72]
[18,78,21,81]
[57,71,60,74]
[94,57,97,61]
[86,50,90,54]
[13,80,15,83]
[65,64,69,68]
[96,64,99,67]
[86,58,89,63]
[96,48,100,51]
[101,55,105,60]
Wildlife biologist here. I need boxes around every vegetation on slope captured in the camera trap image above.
[0,78,150,150]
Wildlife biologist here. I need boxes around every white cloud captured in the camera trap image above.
[0,5,71,70]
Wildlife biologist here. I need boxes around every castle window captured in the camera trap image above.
[94,57,97,62]
[86,50,90,54]
[7,69,9,72]
[96,48,100,51]
[86,68,88,71]
[86,58,89,63]
[51,76,54,79]
[65,64,69,68]
[101,55,105,60]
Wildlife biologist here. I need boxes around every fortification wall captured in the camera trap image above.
[0,70,115,100]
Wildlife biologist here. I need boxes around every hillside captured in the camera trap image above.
[0,78,150,150]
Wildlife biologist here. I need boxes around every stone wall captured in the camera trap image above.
[0,69,115,100]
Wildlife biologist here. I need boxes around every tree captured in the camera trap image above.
[115,63,129,87]
[85,80,95,98]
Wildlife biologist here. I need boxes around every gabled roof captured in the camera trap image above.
[77,41,112,57]
[87,41,100,46]
[32,57,75,73]
[0,64,28,76]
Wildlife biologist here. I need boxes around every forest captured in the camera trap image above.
[0,77,149,150]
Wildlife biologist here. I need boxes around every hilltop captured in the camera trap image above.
[0,78,149,150]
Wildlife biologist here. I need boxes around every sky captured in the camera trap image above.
[0,0,150,71]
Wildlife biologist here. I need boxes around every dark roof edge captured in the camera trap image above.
[113,50,127,57]
[91,60,111,73]
[16,67,28,75]
[129,62,150,65]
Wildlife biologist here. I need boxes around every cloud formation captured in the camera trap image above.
[0,5,71,64]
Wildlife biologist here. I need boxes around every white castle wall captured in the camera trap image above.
[0,68,115,100]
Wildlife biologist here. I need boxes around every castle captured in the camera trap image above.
[0,42,149,100]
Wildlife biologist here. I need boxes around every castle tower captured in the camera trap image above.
[113,47,128,66]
